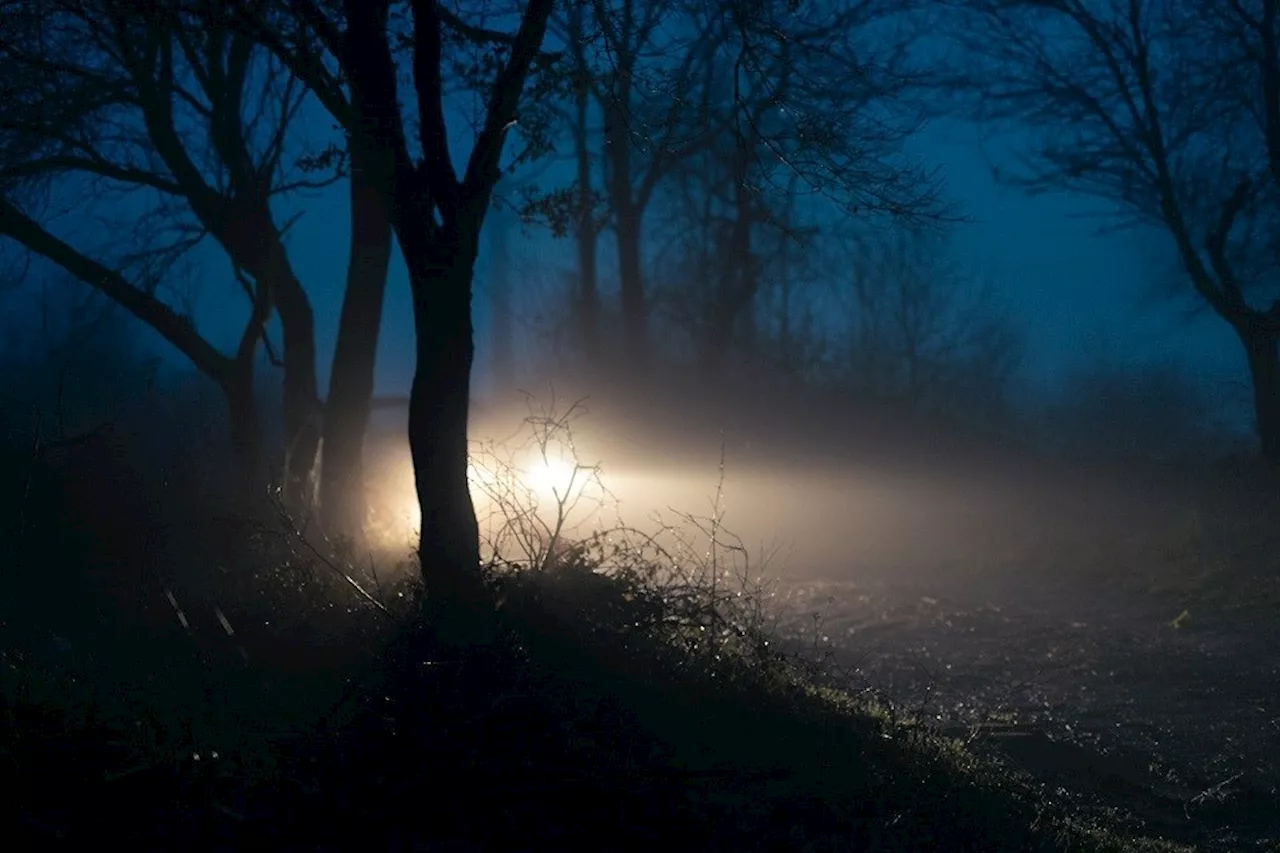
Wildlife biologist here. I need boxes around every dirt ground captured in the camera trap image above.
[770,562,1279,852]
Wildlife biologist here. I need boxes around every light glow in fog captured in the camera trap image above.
[364,438,600,553]
[522,445,579,500]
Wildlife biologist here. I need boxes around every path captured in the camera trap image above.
[771,571,1279,851]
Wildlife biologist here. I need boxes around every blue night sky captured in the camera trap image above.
[916,122,1246,392]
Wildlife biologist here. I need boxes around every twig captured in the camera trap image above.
[368,551,384,604]
[1184,772,1244,819]
[265,494,390,616]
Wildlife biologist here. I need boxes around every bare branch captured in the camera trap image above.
[0,196,232,383]
[460,0,558,202]
[409,0,460,213]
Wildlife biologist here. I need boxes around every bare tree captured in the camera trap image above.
[648,0,941,378]
[0,1,309,491]
[0,0,418,538]
[759,173,831,379]
[228,0,557,619]
[946,0,1280,464]
[0,0,336,499]
[706,0,941,222]
[587,0,717,368]
[840,228,1024,426]
[651,157,822,378]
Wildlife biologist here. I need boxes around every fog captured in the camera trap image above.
[314,362,1246,608]
[3,272,1258,593]
[2,1,1278,846]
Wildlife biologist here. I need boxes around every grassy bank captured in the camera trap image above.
[2,530,1192,852]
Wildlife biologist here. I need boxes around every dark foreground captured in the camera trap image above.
[3,426,1273,851]
[2,536,1195,853]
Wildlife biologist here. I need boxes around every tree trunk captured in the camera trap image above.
[319,147,394,540]
[575,195,602,363]
[211,190,320,512]
[406,237,486,636]
[604,87,648,370]
[701,309,731,378]
[775,175,799,374]
[702,211,758,381]
[727,130,758,374]
[1241,323,1280,465]
[738,301,758,369]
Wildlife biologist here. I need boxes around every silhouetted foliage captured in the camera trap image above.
[0,0,333,498]
[226,0,557,620]
[1044,357,1230,470]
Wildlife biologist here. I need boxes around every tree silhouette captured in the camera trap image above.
[228,0,557,625]
[948,0,1280,464]
[0,1,329,494]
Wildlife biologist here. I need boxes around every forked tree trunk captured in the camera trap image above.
[1241,322,1280,465]
[320,0,553,650]
[319,145,394,539]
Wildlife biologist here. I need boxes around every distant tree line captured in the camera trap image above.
[1,0,1275,632]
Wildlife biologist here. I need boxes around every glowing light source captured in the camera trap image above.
[365,437,595,552]
[522,451,577,498]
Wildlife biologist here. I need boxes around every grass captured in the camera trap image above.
[1087,496,1280,623]
[1,537,1194,851]
[0,414,1202,852]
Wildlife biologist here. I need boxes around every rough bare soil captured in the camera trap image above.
[771,570,1280,852]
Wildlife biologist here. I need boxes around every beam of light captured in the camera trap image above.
[365,437,604,555]
[467,458,505,494]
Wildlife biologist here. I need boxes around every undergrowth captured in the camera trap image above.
[0,399,1193,851]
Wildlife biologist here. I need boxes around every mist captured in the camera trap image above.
[1,1,1276,849]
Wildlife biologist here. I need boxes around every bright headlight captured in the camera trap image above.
[519,442,579,499]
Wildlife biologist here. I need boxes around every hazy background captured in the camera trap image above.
[34,116,1243,426]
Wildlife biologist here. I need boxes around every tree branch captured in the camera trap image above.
[0,197,232,383]
[0,155,184,195]
[461,0,557,202]
[409,0,460,216]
